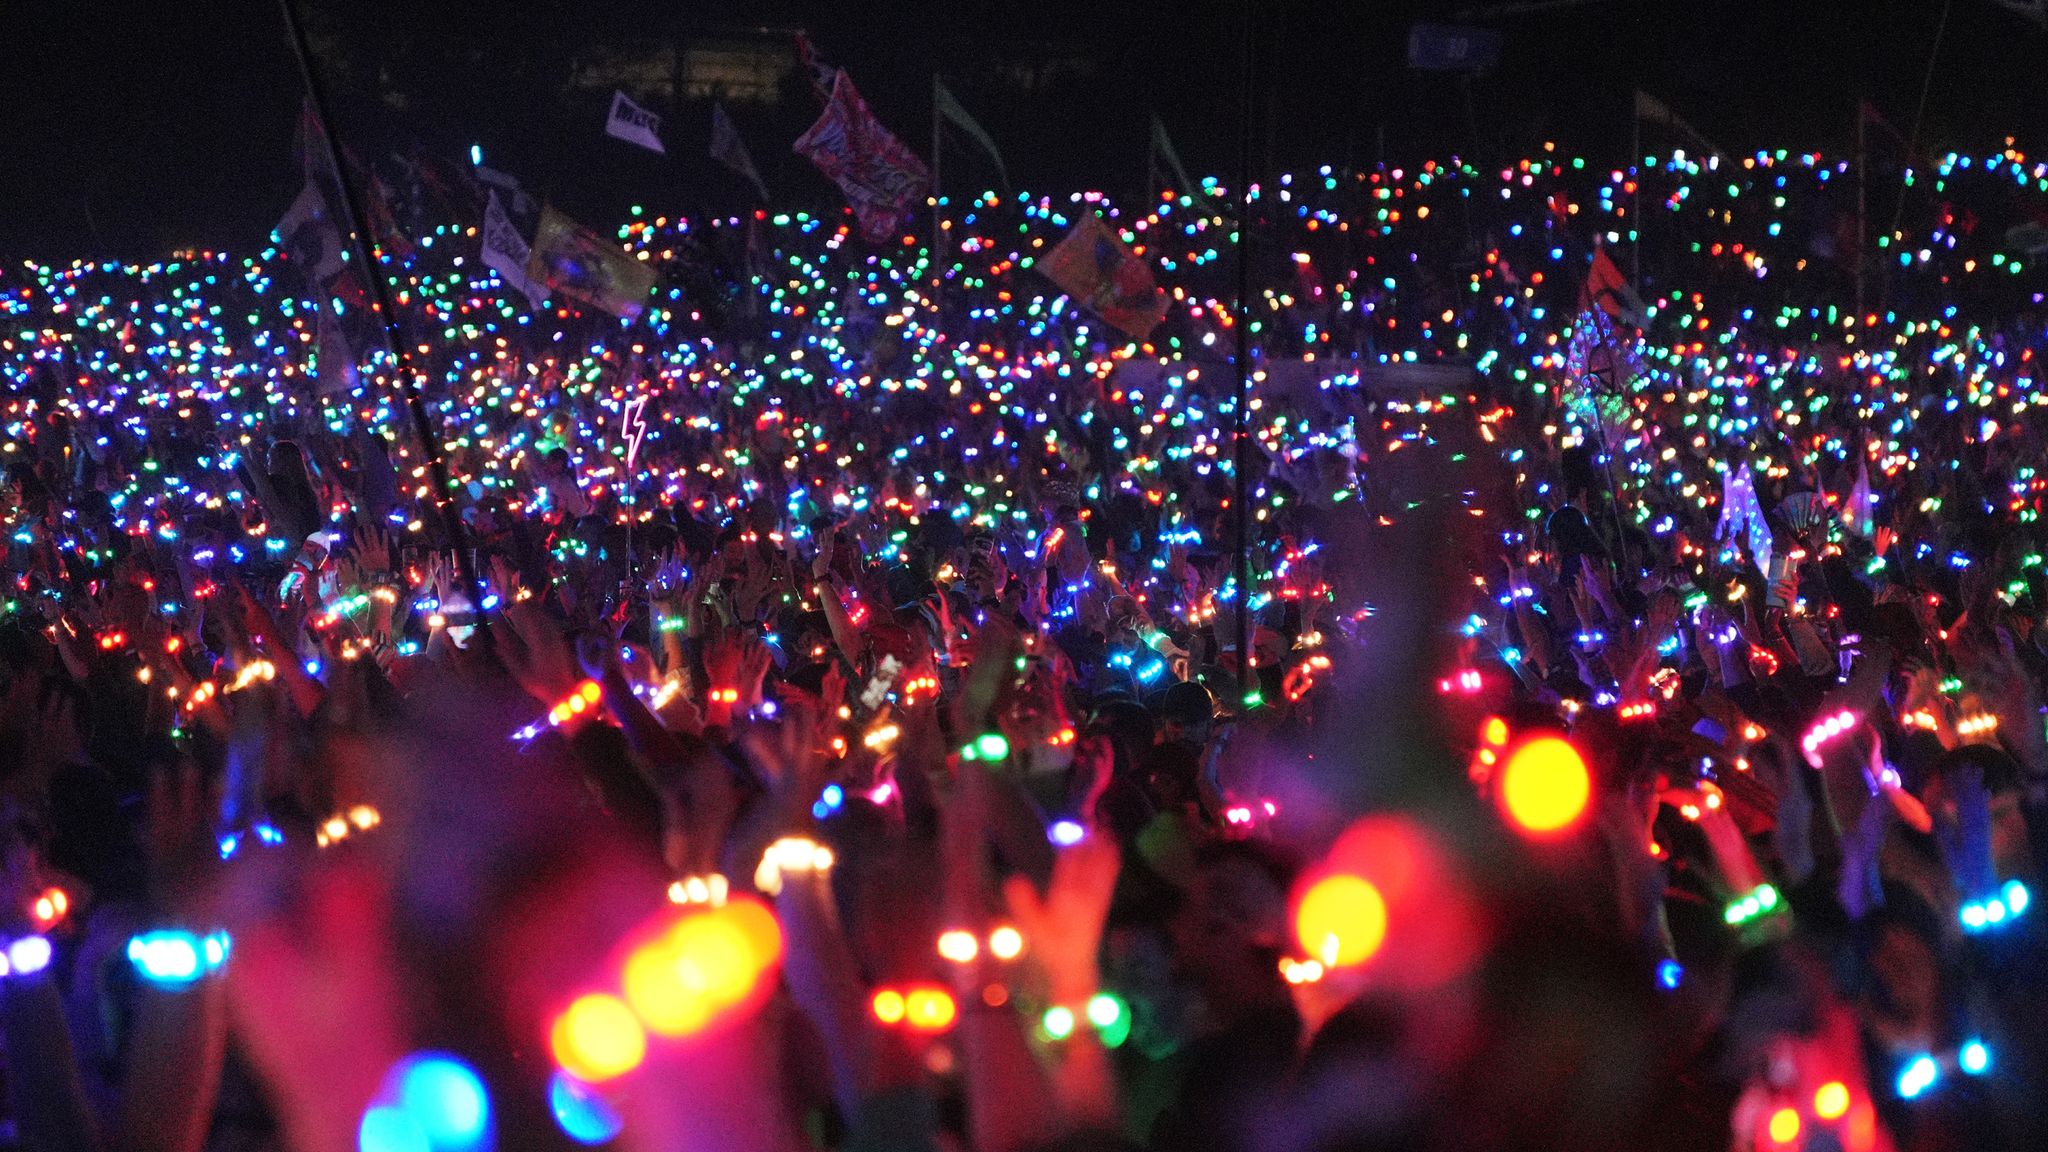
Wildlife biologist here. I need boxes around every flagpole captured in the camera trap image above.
[1233,0,1255,691]
[931,75,944,312]
[277,0,487,631]
[1630,99,1642,286]
[1855,100,1868,328]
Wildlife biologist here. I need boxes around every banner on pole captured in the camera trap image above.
[482,192,548,310]
[525,206,657,320]
[793,70,931,243]
[933,77,1009,192]
[711,102,771,201]
[605,90,666,153]
[1039,213,1168,340]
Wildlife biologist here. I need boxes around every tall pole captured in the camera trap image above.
[1855,100,1867,327]
[1630,103,1642,286]
[1233,0,1255,696]
[931,75,944,310]
[278,0,486,628]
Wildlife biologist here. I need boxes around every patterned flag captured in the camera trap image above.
[525,206,656,320]
[1039,213,1168,339]
[793,70,931,243]
[605,91,666,154]
[711,102,770,201]
[482,192,548,310]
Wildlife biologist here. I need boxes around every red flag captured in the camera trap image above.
[1579,245,1642,326]
[792,70,931,244]
[1039,213,1168,340]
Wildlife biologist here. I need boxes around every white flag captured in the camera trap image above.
[1719,464,1772,576]
[482,192,547,310]
[1841,456,1877,539]
[605,90,665,154]
[710,102,770,201]
[273,179,345,284]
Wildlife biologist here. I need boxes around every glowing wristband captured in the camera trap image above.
[218,821,284,860]
[1897,1038,1993,1099]
[127,930,231,987]
[29,886,70,931]
[666,873,729,907]
[936,924,1025,965]
[315,805,383,848]
[0,935,53,979]
[513,680,603,742]
[1723,882,1783,928]
[1038,992,1130,1048]
[360,1052,493,1152]
[958,732,1010,762]
[1799,708,1859,767]
[1959,879,2030,933]
[870,983,959,1032]
[754,837,835,896]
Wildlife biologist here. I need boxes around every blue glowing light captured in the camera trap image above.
[548,1071,624,1145]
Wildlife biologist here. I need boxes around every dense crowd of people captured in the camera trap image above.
[3,141,2048,1151]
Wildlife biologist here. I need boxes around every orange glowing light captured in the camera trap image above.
[1499,737,1590,836]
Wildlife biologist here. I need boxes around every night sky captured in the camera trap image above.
[1,0,2042,261]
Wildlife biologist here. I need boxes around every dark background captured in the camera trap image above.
[1,0,2042,261]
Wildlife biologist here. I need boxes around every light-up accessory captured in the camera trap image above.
[958,732,1010,762]
[0,935,53,979]
[869,983,958,1032]
[753,838,835,897]
[548,896,783,1084]
[127,930,231,986]
[358,1052,492,1152]
[1497,736,1591,838]
[218,821,285,860]
[29,887,70,931]
[547,1070,623,1146]
[1799,708,1859,767]
[1723,883,1783,928]
[513,680,603,742]
[1959,879,2030,933]
[666,874,729,907]
[1294,872,1389,967]
[1038,992,1130,1048]
[936,924,1025,965]
[316,805,383,848]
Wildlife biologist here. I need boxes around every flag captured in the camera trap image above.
[711,102,770,201]
[1580,244,1644,327]
[933,77,1009,193]
[1633,90,1728,166]
[313,303,358,397]
[272,178,345,284]
[1719,464,1773,576]
[482,192,548,310]
[793,70,931,244]
[605,90,666,154]
[525,205,657,320]
[1150,117,1197,197]
[474,165,536,218]
[1841,457,1877,539]
[1039,213,1168,339]
[273,100,349,287]
[794,33,837,97]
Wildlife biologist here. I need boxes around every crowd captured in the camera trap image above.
[2,140,2048,1152]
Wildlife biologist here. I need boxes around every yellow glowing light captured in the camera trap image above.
[1499,737,1591,836]
[1293,874,1388,968]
